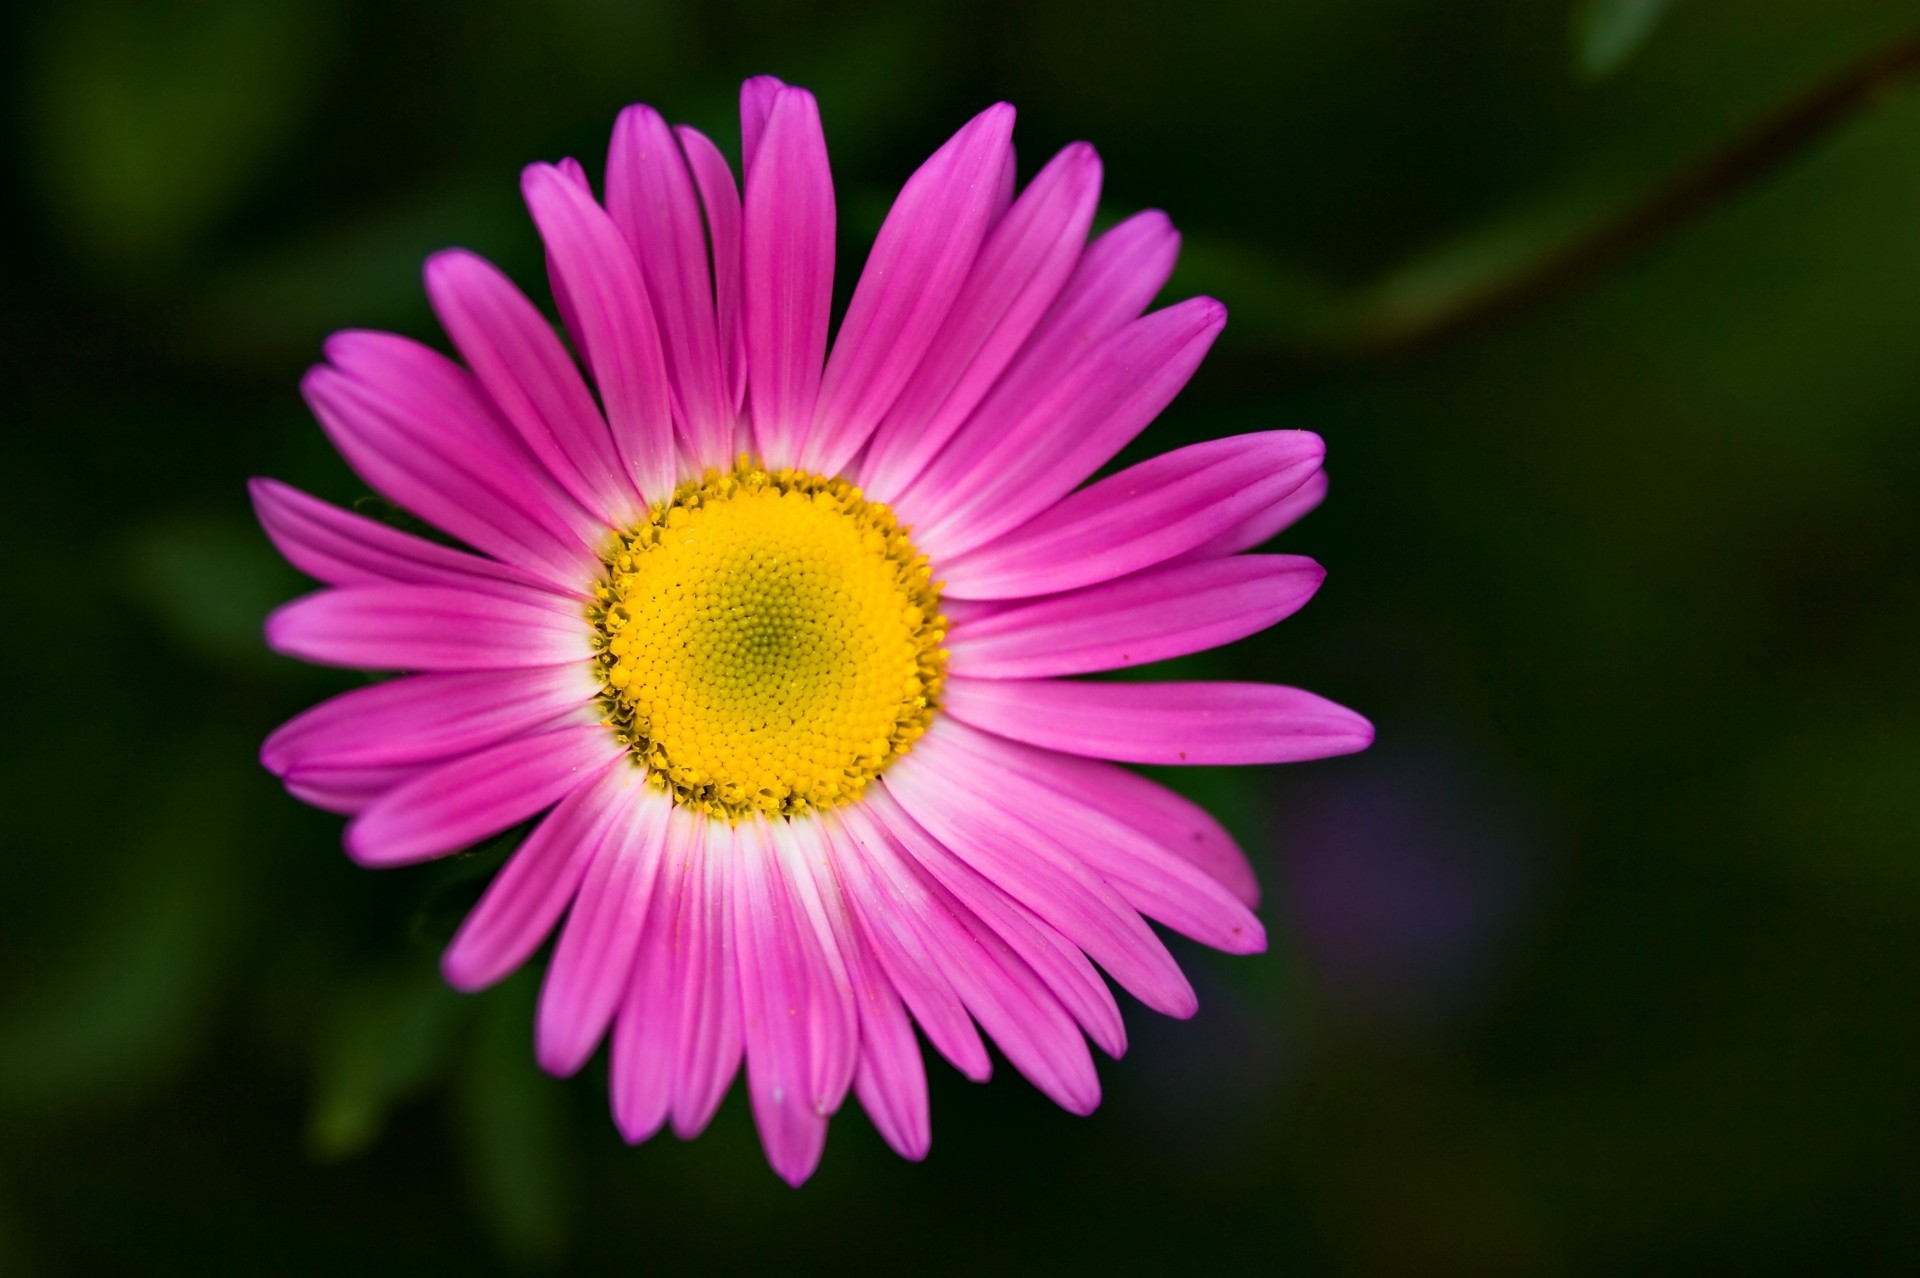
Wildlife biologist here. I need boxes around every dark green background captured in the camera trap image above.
[5,1,1918,1273]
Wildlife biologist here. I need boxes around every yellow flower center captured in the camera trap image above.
[591,460,946,820]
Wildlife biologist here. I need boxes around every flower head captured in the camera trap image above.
[256,75,1371,1184]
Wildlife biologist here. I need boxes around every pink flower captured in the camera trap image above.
[255,75,1370,1185]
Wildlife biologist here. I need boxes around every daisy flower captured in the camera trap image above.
[256,75,1371,1185]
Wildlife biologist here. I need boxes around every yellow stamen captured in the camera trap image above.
[590,458,946,821]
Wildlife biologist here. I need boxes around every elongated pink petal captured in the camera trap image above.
[610,827,686,1143]
[735,820,835,1185]
[345,725,624,867]
[264,584,590,672]
[281,761,424,815]
[946,554,1323,679]
[670,809,742,1138]
[819,815,991,1082]
[739,75,784,174]
[1171,469,1329,564]
[859,143,1102,500]
[677,125,747,417]
[939,431,1324,599]
[743,86,833,468]
[522,162,677,502]
[248,479,559,600]
[442,767,639,992]
[802,103,1014,476]
[860,786,1129,1052]
[792,829,932,1159]
[907,297,1228,558]
[425,249,640,527]
[944,677,1375,765]
[962,208,1182,449]
[1004,749,1262,908]
[537,777,669,1075]
[772,820,859,1115]
[887,736,1198,1016]
[926,721,1265,953]
[302,348,600,591]
[839,801,1104,1114]
[607,106,733,467]
[262,665,599,776]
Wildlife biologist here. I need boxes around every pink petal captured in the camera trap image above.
[281,761,424,815]
[838,801,1104,1114]
[302,342,601,591]
[818,814,991,1083]
[522,162,678,502]
[802,103,1015,477]
[743,86,834,469]
[536,776,669,1076]
[344,725,624,867]
[734,819,837,1186]
[676,125,747,417]
[606,106,733,468]
[1005,749,1263,908]
[885,736,1198,1017]
[790,820,926,1159]
[906,297,1228,559]
[771,820,859,1115]
[263,584,591,672]
[939,431,1324,600]
[424,249,641,527]
[739,75,784,174]
[441,767,638,992]
[858,786,1127,1053]
[609,824,687,1144]
[669,809,743,1139]
[261,665,599,776]
[858,143,1103,501]
[248,478,559,600]
[943,677,1376,766]
[1170,469,1329,564]
[946,554,1323,679]
[926,721,1266,953]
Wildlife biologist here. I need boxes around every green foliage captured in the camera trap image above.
[1572,0,1676,79]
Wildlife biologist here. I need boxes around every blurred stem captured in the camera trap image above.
[1331,24,1920,358]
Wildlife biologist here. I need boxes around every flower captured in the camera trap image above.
[255,74,1372,1185]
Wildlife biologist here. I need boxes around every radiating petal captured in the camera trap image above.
[1170,469,1329,564]
[537,775,669,1075]
[925,721,1265,953]
[906,297,1227,558]
[946,554,1323,679]
[886,736,1198,1016]
[281,761,424,815]
[839,801,1104,1114]
[676,125,747,418]
[344,725,623,867]
[302,342,601,590]
[425,249,640,527]
[610,822,685,1143]
[262,665,599,776]
[743,86,833,468]
[859,143,1102,500]
[522,162,677,502]
[670,809,743,1139]
[944,677,1375,766]
[607,106,733,466]
[861,786,1131,1050]
[442,767,638,992]
[802,103,1014,477]
[739,74,784,174]
[939,431,1324,599]
[818,814,991,1082]
[248,478,558,600]
[264,584,591,672]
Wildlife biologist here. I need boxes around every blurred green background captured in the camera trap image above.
[4,0,1918,1273]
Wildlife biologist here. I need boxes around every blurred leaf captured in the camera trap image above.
[24,0,332,273]
[307,966,462,1161]
[0,738,249,1115]
[123,516,304,669]
[455,975,573,1267]
[1572,0,1674,80]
